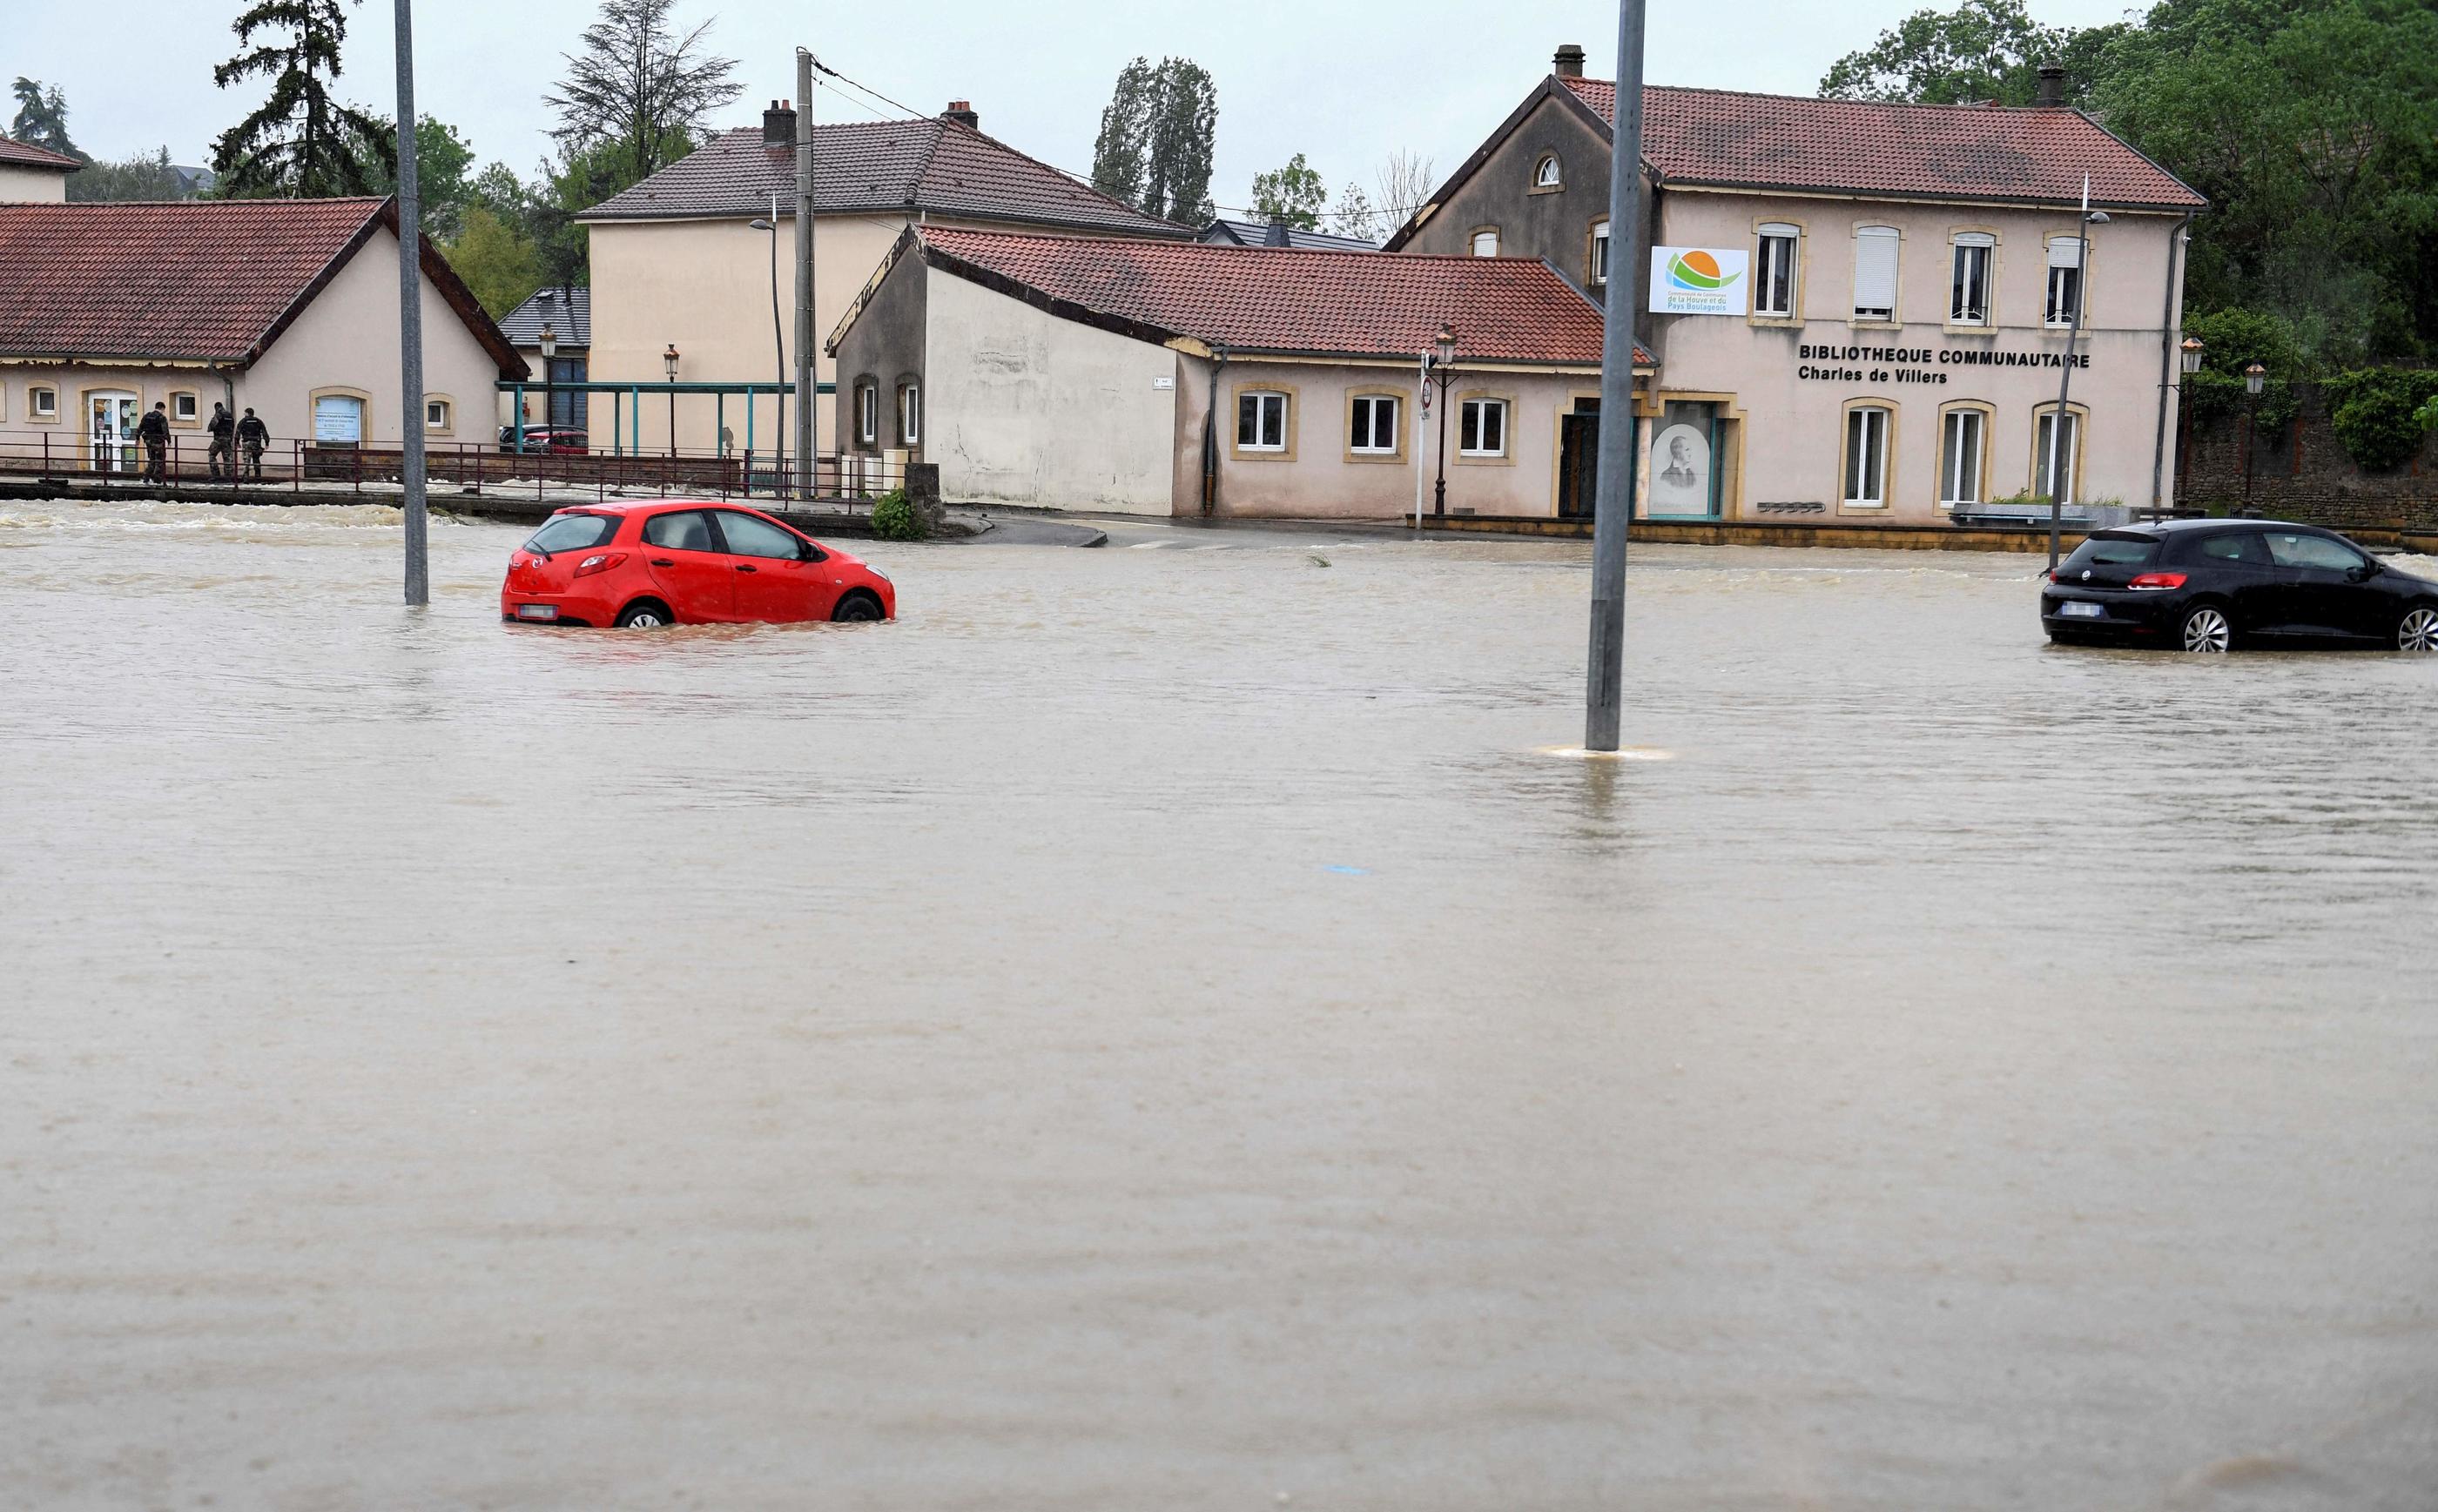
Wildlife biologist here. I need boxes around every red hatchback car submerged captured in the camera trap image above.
[500,501,895,628]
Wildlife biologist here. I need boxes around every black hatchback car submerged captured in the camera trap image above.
[2042,520,2438,653]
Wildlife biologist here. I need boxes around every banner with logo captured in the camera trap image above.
[1649,247,1749,316]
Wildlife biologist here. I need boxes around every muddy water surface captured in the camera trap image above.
[4,500,2436,1509]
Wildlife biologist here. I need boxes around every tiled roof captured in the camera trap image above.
[500,285,589,348]
[1201,218,1380,252]
[0,197,525,375]
[1559,78,2204,209]
[906,226,1648,367]
[583,119,1191,239]
[0,135,82,171]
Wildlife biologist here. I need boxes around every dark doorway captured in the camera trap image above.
[1559,401,1600,520]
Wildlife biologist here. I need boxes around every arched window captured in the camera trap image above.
[1471,227,1501,259]
[1532,154,1562,189]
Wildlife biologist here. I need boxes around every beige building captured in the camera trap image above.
[580,100,1190,460]
[829,227,1652,519]
[0,136,78,202]
[0,198,523,471]
[1389,49,2206,525]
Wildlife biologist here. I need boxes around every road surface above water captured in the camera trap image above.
[4,500,2435,1511]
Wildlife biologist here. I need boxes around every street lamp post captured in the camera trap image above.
[2171,335,2204,519]
[393,0,428,606]
[750,203,785,496]
[2046,178,2108,573]
[2242,360,2266,515]
[663,343,680,460]
[537,325,556,451]
[1431,322,1457,516]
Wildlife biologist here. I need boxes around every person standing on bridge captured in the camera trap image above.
[237,408,269,482]
[136,402,170,483]
[206,402,236,481]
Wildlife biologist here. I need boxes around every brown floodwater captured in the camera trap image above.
[3,499,2435,1510]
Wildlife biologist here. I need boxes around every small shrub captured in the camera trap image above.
[2319,369,2438,472]
[867,487,926,541]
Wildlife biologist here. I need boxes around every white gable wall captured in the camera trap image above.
[922,273,1177,514]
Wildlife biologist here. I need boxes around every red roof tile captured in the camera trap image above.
[1560,78,2202,209]
[906,227,1647,367]
[0,198,524,375]
[585,118,1189,239]
[0,135,81,171]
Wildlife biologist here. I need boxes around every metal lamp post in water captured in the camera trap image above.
[2045,178,2107,573]
[393,0,428,605]
[537,325,556,447]
[750,205,785,496]
[2242,360,2266,515]
[663,343,680,459]
[1584,0,1647,753]
[1431,322,1457,517]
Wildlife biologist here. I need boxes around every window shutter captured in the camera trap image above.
[1854,229,1898,312]
[2047,237,2082,269]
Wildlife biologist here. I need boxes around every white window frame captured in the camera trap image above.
[1237,391,1288,452]
[1755,224,1799,318]
[1852,225,1899,322]
[172,392,199,423]
[1458,397,1508,458]
[1843,405,1891,507]
[856,381,878,446]
[1349,393,1399,454]
[898,382,921,446]
[1939,407,1986,507]
[30,385,58,419]
[1590,219,1611,286]
[1533,155,1562,189]
[425,398,451,432]
[1950,233,1994,326]
[2035,407,2082,503]
[1471,228,1500,259]
[2045,237,2084,326]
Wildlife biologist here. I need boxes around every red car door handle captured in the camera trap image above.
[650,557,675,567]
[735,564,758,573]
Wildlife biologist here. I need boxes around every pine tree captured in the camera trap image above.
[1089,57,1216,225]
[10,77,83,159]
[211,0,394,198]
[545,0,741,188]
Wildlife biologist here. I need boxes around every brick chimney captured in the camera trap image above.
[2034,65,2066,107]
[1554,44,1586,78]
[942,99,980,131]
[763,99,796,146]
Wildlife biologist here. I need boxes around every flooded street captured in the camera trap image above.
[4,499,2436,1510]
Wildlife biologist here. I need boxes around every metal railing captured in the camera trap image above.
[0,428,912,509]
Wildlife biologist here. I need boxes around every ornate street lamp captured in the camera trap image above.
[1431,321,1458,516]
[2180,335,2205,375]
[663,342,680,459]
[537,324,556,452]
[2242,360,2266,515]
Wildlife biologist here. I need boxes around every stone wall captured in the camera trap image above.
[2178,384,2437,529]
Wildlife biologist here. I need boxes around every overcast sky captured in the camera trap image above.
[11,1,2141,215]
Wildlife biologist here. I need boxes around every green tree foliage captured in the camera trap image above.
[66,148,190,203]
[1330,182,1378,242]
[211,0,392,197]
[1819,0,2115,106]
[545,0,740,189]
[1090,57,1216,225]
[2318,368,2438,469]
[446,206,547,318]
[360,116,480,239]
[1249,154,1326,232]
[2179,307,2305,427]
[2097,0,2438,366]
[10,77,83,158]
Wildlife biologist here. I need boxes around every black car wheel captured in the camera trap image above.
[2401,606,2438,653]
[2180,603,2233,654]
[832,592,885,623]
[615,601,671,629]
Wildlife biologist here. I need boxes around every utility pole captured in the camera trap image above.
[1585,0,1646,752]
[793,49,817,502]
[394,0,428,605]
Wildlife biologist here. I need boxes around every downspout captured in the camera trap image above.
[2149,212,2192,514]
[1202,346,1227,516]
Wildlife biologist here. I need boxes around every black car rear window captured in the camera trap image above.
[2062,533,2159,570]
[524,513,617,554]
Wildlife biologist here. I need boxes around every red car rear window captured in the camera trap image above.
[524,514,617,554]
